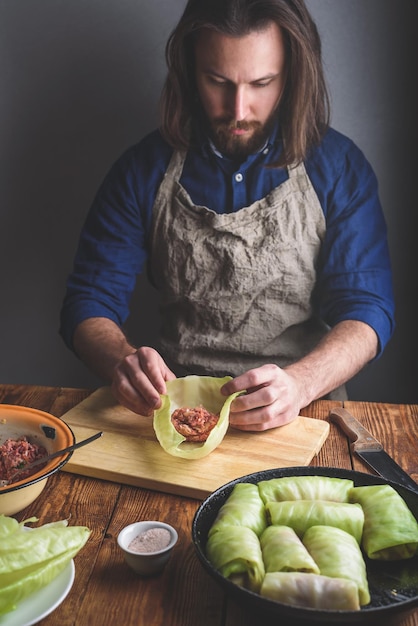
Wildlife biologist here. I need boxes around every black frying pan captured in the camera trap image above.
[192,466,418,625]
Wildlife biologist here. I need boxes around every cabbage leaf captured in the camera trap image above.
[153,375,242,459]
[0,515,90,615]
[206,525,265,592]
[209,483,267,537]
[266,500,364,543]
[260,525,320,574]
[349,484,418,559]
[260,571,360,610]
[258,475,354,504]
[303,525,370,605]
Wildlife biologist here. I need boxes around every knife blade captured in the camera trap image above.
[329,407,418,494]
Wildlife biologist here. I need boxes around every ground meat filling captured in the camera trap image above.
[171,406,220,442]
[0,437,47,485]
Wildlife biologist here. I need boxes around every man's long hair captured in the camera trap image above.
[159,0,330,167]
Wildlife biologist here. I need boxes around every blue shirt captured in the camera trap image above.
[60,125,395,359]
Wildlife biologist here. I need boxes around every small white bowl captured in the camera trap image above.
[117,521,178,576]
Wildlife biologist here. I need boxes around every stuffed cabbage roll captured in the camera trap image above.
[303,525,370,606]
[266,500,364,543]
[260,572,360,610]
[260,525,319,574]
[258,475,354,504]
[206,525,265,592]
[349,484,418,560]
[209,483,267,538]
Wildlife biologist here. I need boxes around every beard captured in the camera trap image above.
[205,112,277,160]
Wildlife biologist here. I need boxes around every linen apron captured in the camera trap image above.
[149,150,347,400]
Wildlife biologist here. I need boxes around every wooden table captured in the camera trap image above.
[1,384,417,626]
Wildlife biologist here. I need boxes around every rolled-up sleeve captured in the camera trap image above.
[316,140,395,357]
[59,149,148,350]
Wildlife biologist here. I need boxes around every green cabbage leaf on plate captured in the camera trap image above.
[0,515,91,615]
[153,375,242,459]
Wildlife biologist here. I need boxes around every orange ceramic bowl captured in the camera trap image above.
[0,404,75,516]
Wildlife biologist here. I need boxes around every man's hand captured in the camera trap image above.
[72,318,176,416]
[221,320,378,431]
[111,346,176,416]
[221,364,302,431]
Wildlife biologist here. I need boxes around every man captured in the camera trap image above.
[60,0,395,431]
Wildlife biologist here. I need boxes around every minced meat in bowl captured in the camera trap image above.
[0,437,47,486]
[0,403,75,516]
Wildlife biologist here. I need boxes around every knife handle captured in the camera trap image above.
[329,407,383,452]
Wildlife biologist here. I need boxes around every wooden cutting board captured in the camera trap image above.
[60,387,329,500]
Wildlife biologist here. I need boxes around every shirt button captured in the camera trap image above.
[235,173,243,182]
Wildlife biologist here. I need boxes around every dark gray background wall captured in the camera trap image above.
[1,0,416,402]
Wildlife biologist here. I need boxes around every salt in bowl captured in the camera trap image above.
[117,520,178,576]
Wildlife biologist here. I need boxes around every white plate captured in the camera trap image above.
[0,560,75,626]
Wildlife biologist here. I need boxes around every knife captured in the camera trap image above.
[329,407,418,494]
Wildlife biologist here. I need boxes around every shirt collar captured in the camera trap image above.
[207,136,270,159]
